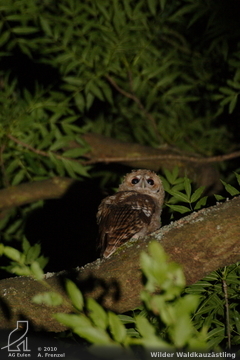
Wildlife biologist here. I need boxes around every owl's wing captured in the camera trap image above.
[97,192,156,258]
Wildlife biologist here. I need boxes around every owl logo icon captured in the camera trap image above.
[1,320,31,352]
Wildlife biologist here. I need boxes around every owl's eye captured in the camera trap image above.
[131,178,140,184]
[147,179,154,185]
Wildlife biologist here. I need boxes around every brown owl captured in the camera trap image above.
[97,169,165,258]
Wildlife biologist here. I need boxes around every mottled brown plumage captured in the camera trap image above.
[97,169,165,258]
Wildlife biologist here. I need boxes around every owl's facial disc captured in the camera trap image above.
[131,175,155,188]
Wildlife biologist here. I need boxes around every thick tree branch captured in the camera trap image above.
[0,196,239,332]
[0,135,222,224]
[82,133,240,165]
[82,133,222,192]
[5,132,240,197]
[0,177,75,213]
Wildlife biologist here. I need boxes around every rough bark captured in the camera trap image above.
[0,177,74,213]
[0,196,239,332]
[82,133,222,193]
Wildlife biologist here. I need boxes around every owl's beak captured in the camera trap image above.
[139,177,147,188]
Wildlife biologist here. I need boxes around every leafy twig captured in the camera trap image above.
[106,75,162,141]
[7,134,84,165]
[7,134,50,158]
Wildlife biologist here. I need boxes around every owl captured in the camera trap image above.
[97,169,165,258]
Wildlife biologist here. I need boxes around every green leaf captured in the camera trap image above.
[160,177,170,191]
[54,313,92,329]
[5,159,19,175]
[126,328,140,337]
[65,279,84,311]
[221,180,240,196]
[32,292,63,306]
[39,16,52,36]
[123,0,132,19]
[22,237,31,254]
[108,311,126,343]
[74,93,85,112]
[99,81,113,104]
[160,0,167,10]
[62,148,88,158]
[163,168,178,184]
[6,15,31,21]
[61,158,77,178]
[148,241,168,264]
[0,30,10,46]
[62,124,82,134]
[190,186,205,203]
[3,222,19,245]
[203,272,219,281]
[49,138,71,151]
[117,315,135,324]
[169,315,193,347]
[30,261,44,280]
[172,166,179,181]
[234,172,240,186]
[220,95,232,107]
[8,265,32,277]
[63,25,73,47]
[219,86,235,95]
[166,204,190,214]
[87,298,108,330]
[12,169,26,186]
[184,177,192,200]
[140,252,159,292]
[47,151,63,173]
[86,92,94,109]
[229,94,238,114]
[194,196,208,210]
[89,83,104,101]
[63,77,83,86]
[165,84,193,96]
[167,190,190,203]
[37,255,49,269]
[176,295,200,315]
[68,160,90,177]
[135,315,156,338]
[147,0,157,15]
[4,246,21,262]
[233,309,240,334]
[25,243,41,263]
[214,194,225,201]
[12,27,39,34]
[171,181,186,192]
[206,327,225,348]
[74,326,112,345]
[95,2,111,21]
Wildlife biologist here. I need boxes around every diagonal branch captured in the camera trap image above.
[0,196,239,332]
[106,75,160,138]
